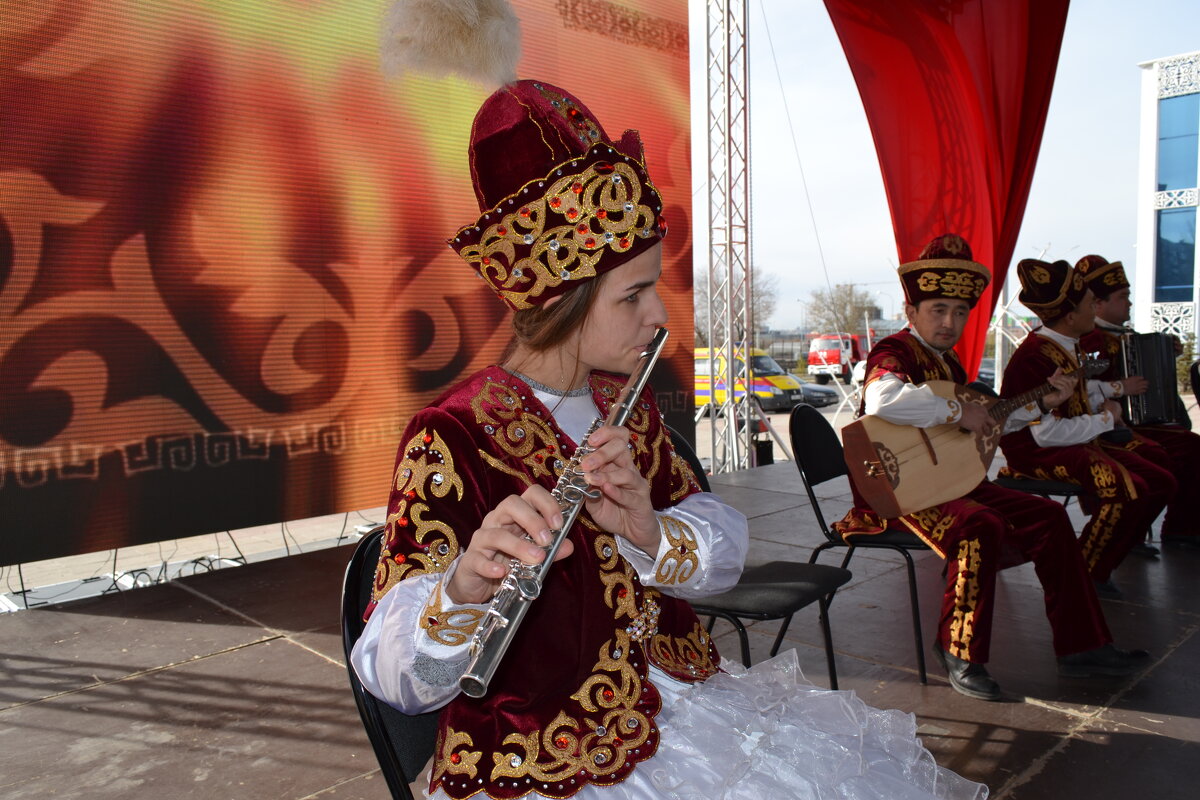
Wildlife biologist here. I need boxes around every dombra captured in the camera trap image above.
[843,359,1106,518]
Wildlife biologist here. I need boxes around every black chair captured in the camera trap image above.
[789,403,931,684]
[667,426,853,688]
[341,526,439,799]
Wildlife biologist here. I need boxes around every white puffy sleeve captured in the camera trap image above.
[616,492,749,600]
[351,562,481,714]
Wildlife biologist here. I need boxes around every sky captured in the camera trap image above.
[689,0,1200,330]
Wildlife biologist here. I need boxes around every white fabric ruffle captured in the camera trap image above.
[419,650,987,800]
[640,650,987,800]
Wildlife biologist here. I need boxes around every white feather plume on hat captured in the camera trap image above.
[380,0,521,88]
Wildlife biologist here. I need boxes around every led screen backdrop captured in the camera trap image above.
[0,0,693,565]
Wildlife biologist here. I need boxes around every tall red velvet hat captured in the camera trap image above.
[1075,254,1129,293]
[1017,258,1088,320]
[897,234,991,308]
[448,80,667,310]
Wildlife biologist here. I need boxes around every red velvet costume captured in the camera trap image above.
[999,332,1176,579]
[366,367,714,800]
[837,330,1111,663]
[1080,325,1200,542]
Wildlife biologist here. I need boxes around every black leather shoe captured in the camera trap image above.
[933,646,1002,701]
[1131,541,1161,557]
[1093,579,1123,599]
[1058,644,1150,678]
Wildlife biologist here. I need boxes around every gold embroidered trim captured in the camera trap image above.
[947,538,983,660]
[420,578,484,647]
[373,428,465,603]
[655,515,699,585]
[647,622,719,681]
[435,727,482,782]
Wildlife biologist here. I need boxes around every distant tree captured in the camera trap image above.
[805,283,881,335]
[693,270,780,346]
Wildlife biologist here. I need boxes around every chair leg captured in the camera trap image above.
[704,610,752,667]
[896,548,927,684]
[817,596,839,690]
[768,613,793,658]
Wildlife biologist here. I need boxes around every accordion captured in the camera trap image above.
[1120,332,1179,425]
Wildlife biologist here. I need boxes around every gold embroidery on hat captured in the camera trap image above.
[1072,272,1084,291]
[1029,265,1051,284]
[916,270,985,300]
[457,155,661,310]
[1102,269,1125,286]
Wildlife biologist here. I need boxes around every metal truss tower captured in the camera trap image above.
[703,0,754,473]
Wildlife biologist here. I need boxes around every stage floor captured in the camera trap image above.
[2,461,1198,798]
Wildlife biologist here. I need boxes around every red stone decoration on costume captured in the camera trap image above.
[897,233,992,308]
[450,142,664,310]
[448,80,666,310]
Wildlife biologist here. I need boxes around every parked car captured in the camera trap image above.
[695,348,808,411]
[793,375,839,407]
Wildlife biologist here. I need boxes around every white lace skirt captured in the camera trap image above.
[424,650,987,800]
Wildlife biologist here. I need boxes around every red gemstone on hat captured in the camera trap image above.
[398,517,409,527]
[617,587,627,599]
[597,209,607,219]
[602,688,614,700]
[450,752,462,765]
[555,736,570,750]
[481,256,491,265]
[594,162,615,175]
[620,237,630,247]
[577,224,588,234]
[568,107,580,118]
[405,490,416,499]
[571,182,583,194]
[423,434,433,444]
[393,553,406,564]
[519,206,531,217]
[585,238,596,248]
[630,433,638,441]
[566,208,578,219]
[534,454,544,463]
[550,197,562,209]
[497,226,507,235]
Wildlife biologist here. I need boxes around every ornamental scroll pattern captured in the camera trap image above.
[1151,303,1195,339]
[373,428,466,604]
[1157,52,1199,99]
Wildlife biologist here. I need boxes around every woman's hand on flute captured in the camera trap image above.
[579,425,660,557]
[446,487,572,605]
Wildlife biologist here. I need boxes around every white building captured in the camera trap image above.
[1135,50,1199,341]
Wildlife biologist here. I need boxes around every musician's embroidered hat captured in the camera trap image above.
[897,234,991,308]
[1075,254,1129,295]
[447,80,667,310]
[1016,258,1088,320]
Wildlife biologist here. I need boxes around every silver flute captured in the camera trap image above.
[459,327,670,698]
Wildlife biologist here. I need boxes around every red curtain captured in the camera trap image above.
[823,0,1070,376]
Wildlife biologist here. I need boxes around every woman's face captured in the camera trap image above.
[573,244,668,375]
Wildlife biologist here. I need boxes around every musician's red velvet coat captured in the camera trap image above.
[367,367,714,799]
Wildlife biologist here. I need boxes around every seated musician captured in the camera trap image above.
[351,63,989,797]
[836,235,1145,702]
[998,259,1176,596]
[1076,254,1200,549]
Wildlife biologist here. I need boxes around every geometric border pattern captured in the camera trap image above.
[1158,52,1200,99]
[1156,188,1199,209]
[1151,302,1195,337]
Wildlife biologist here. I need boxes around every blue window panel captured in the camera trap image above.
[1155,207,1196,303]
[1157,94,1199,192]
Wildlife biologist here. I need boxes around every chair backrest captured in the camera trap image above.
[666,425,712,492]
[787,404,848,541]
[341,526,440,799]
